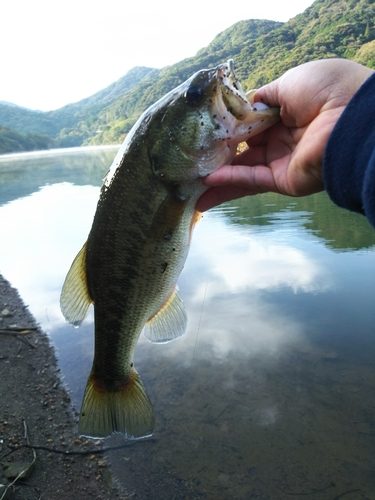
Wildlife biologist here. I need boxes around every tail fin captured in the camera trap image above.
[78,369,155,439]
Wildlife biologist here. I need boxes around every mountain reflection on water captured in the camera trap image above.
[1,147,375,498]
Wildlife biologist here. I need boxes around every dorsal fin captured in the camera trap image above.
[143,287,187,344]
[60,242,92,327]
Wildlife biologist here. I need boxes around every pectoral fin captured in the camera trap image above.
[60,242,92,327]
[189,209,202,244]
[143,287,187,344]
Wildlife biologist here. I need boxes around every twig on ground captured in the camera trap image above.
[0,327,38,348]
[9,438,156,456]
[0,420,36,500]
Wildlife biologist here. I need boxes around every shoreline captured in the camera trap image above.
[0,144,120,161]
[0,275,121,499]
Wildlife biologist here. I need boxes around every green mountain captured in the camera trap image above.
[0,66,155,149]
[0,126,55,154]
[239,0,375,89]
[1,0,375,154]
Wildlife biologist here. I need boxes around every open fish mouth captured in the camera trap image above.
[217,59,274,120]
[212,59,280,149]
[218,59,251,120]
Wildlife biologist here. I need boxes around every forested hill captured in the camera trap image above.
[0,66,156,152]
[1,0,375,154]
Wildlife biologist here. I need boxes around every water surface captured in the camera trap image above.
[1,147,375,499]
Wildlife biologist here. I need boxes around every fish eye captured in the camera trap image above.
[185,85,205,106]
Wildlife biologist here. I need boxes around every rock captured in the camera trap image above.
[3,461,35,480]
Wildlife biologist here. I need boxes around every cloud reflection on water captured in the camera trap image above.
[137,210,333,367]
[191,220,328,297]
[0,183,99,330]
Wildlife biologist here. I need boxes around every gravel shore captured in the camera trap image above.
[0,275,122,500]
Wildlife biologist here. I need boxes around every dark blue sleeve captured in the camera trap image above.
[323,71,375,228]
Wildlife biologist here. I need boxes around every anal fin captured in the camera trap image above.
[143,287,187,344]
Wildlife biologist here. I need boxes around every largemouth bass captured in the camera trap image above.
[60,60,279,439]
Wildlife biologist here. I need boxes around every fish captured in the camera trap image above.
[60,59,280,439]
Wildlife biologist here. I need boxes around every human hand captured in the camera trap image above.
[197,59,374,212]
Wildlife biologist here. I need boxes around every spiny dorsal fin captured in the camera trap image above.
[60,242,92,327]
[143,287,187,344]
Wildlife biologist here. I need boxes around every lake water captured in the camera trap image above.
[1,147,375,499]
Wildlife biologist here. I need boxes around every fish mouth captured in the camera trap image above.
[213,59,279,143]
[217,59,251,120]
[217,59,278,121]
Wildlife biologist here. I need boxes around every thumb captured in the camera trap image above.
[253,79,281,109]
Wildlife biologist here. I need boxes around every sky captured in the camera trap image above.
[1,0,314,111]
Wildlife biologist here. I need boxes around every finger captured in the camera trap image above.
[253,79,281,109]
[196,186,256,212]
[244,121,296,165]
[203,164,279,193]
[234,145,268,166]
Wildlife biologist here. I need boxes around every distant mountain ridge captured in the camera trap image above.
[1,0,375,154]
[0,66,156,151]
[0,101,30,109]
